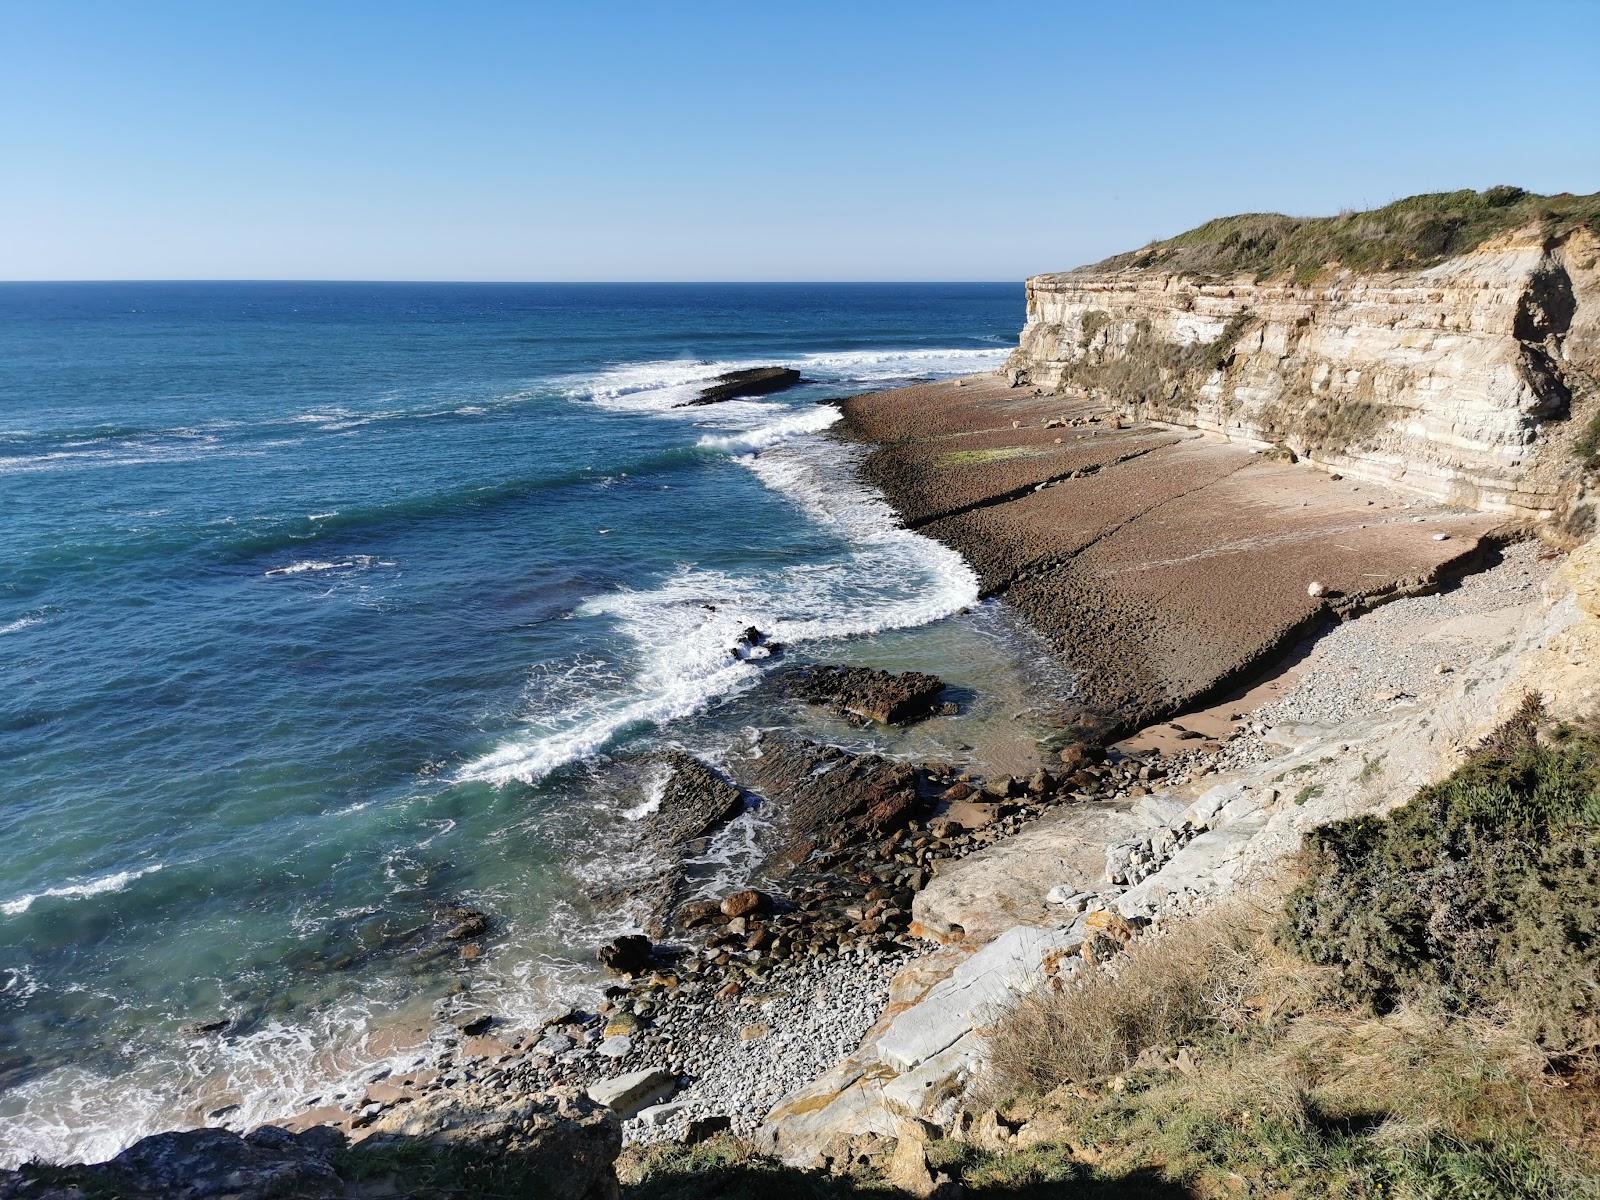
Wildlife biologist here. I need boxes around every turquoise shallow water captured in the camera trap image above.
[0,282,1048,1163]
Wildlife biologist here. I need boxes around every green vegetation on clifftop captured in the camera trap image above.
[1087,187,1600,283]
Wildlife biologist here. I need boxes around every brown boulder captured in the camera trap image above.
[719,889,771,919]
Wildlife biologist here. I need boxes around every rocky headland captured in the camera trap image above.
[9,188,1599,1199]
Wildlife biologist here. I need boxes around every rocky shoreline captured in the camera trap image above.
[3,376,1585,1197]
[257,380,1550,1157]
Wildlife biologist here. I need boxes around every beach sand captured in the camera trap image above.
[838,375,1510,734]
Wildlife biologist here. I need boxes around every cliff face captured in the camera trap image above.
[1007,226,1600,517]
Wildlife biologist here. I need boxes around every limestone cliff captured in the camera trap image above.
[1006,192,1600,520]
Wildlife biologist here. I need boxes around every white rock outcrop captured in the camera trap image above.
[1007,227,1599,517]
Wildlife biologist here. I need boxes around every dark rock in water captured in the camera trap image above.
[676,366,801,407]
[598,934,654,976]
[439,905,489,941]
[745,732,923,866]
[729,626,781,661]
[789,664,948,725]
[449,1010,494,1036]
[647,753,745,847]
[178,1018,230,1038]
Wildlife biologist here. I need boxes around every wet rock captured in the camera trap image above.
[598,934,654,976]
[673,898,724,929]
[178,1018,230,1038]
[449,1010,494,1036]
[646,752,745,847]
[677,366,801,407]
[788,665,948,726]
[439,906,490,941]
[746,733,923,865]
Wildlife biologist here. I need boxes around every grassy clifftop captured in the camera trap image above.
[1081,187,1600,283]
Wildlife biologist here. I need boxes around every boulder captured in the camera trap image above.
[597,934,653,976]
[587,1068,677,1119]
[439,905,489,941]
[788,665,948,726]
[719,889,771,919]
[677,366,801,407]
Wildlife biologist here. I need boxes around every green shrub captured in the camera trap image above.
[1090,188,1600,283]
[1281,697,1600,1048]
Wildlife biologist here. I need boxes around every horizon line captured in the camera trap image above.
[0,278,1025,287]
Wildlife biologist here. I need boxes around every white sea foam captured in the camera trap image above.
[0,614,46,636]
[696,405,841,453]
[459,347,982,786]
[575,346,1007,414]
[2,864,164,918]
[0,965,40,1005]
[0,990,424,1170]
[264,556,393,577]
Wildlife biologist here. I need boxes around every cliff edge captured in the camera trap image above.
[1006,188,1600,525]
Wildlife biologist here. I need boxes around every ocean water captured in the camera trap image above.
[0,282,1043,1164]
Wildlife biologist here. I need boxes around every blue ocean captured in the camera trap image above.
[0,282,1042,1163]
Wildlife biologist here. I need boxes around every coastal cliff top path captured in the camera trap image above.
[839,375,1506,733]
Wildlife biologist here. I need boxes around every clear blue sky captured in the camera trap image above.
[3,0,1597,281]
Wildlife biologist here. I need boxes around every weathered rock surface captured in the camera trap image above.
[645,752,745,846]
[1006,226,1600,517]
[745,733,924,866]
[677,366,801,407]
[0,1126,346,1199]
[841,375,1505,733]
[587,1068,677,1119]
[789,665,948,725]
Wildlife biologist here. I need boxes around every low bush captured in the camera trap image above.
[1282,695,1600,1049]
[1091,188,1600,283]
[984,898,1291,1096]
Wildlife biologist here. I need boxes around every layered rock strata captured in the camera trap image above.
[1005,227,1600,517]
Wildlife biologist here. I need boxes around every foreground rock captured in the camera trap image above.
[0,1090,620,1200]
[645,752,745,846]
[677,366,801,407]
[756,533,1593,1169]
[746,732,924,867]
[789,665,949,725]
